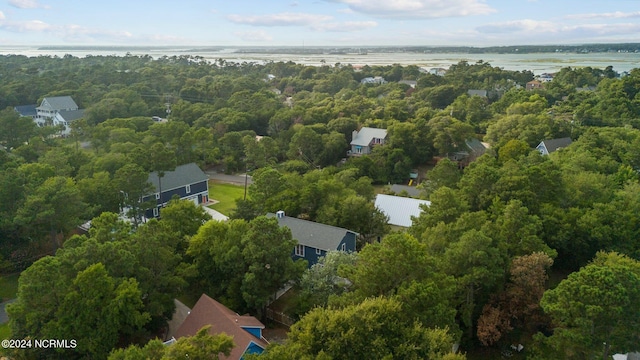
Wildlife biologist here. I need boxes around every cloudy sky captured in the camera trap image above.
[1,0,640,46]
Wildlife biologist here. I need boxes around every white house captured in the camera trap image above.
[34,96,84,135]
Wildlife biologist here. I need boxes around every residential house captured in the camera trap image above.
[360,76,386,85]
[467,89,488,98]
[526,80,543,91]
[54,109,85,136]
[429,68,448,76]
[14,104,38,119]
[399,80,417,88]
[173,294,268,360]
[35,96,79,126]
[449,138,489,166]
[374,194,430,228]
[349,127,387,156]
[538,73,555,82]
[536,137,572,155]
[143,163,209,219]
[267,211,357,267]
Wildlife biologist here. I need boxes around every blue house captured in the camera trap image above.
[267,211,358,267]
[173,294,268,360]
[142,163,209,219]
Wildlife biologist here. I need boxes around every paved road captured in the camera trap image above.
[205,170,253,186]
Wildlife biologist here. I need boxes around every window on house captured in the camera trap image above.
[295,245,305,257]
[355,146,362,153]
[153,207,159,217]
[186,184,191,194]
[341,243,346,251]
[155,192,160,200]
[315,248,322,255]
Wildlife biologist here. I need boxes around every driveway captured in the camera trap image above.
[205,170,252,186]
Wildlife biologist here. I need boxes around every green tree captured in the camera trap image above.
[534,252,640,359]
[109,326,234,360]
[258,297,465,360]
[241,216,306,317]
[0,107,37,150]
[14,176,88,249]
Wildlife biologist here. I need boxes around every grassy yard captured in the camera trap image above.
[208,181,246,216]
[0,273,19,302]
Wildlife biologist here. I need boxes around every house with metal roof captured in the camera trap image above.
[36,96,79,125]
[374,194,430,228]
[172,294,268,360]
[142,163,209,219]
[267,211,357,267]
[536,137,572,155]
[349,127,387,156]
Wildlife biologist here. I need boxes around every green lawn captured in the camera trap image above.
[208,181,246,216]
[0,323,10,339]
[0,273,19,302]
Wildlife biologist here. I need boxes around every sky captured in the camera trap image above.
[1,0,640,47]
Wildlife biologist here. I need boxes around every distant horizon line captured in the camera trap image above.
[2,42,640,50]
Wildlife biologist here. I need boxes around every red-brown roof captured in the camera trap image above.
[174,294,268,360]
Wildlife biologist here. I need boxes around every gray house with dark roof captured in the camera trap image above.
[267,211,357,267]
[536,137,572,155]
[142,163,209,219]
[36,96,79,124]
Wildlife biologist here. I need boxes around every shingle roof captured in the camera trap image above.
[174,294,267,360]
[540,137,572,154]
[389,184,422,198]
[350,127,387,146]
[374,194,430,228]
[39,96,78,111]
[266,213,356,251]
[14,104,37,117]
[465,138,487,154]
[148,163,208,192]
[57,109,85,122]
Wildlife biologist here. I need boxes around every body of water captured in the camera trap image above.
[1,46,639,75]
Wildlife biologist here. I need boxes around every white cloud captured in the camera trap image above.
[9,0,50,9]
[227,12,332,26]
[234,30,273,42]
[337,7,354,14]
[0,11,5,20]
[476,19,557,34]
[324,0,495,19]
[312,21,377,32]
[565,11,640,20]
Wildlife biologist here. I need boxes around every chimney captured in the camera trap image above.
[276,210,285,218]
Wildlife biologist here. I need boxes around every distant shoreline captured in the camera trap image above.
[1,45,639,75]
[20,43,640,54]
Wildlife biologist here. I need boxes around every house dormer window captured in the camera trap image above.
[295,244,305,257]
[186,184,191,194]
